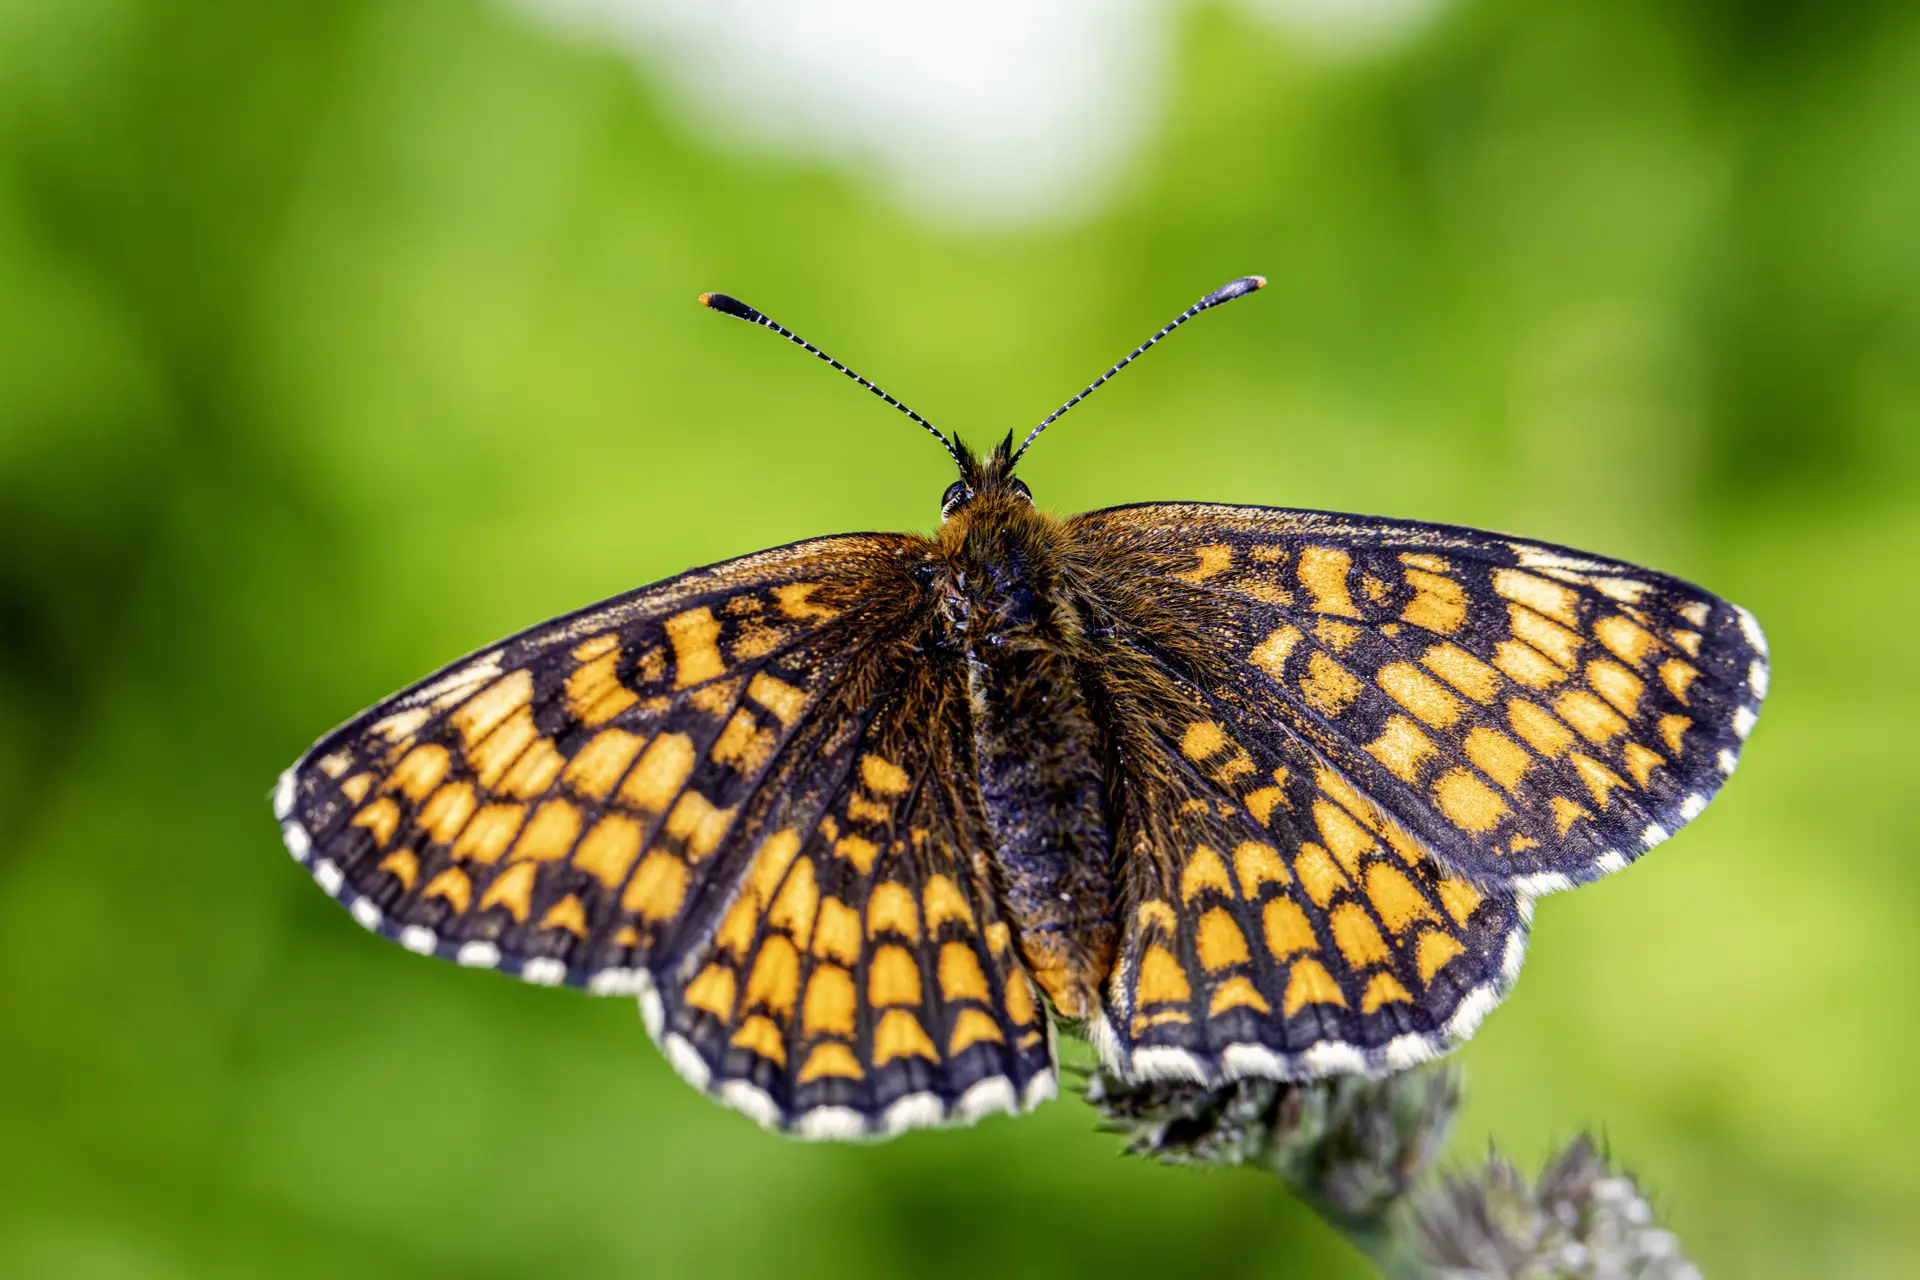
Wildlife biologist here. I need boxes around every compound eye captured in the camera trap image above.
[1009,479,1033,504]
[941,480,971,516]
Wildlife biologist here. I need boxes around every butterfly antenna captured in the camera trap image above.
[699,292,963,469]
[1012,275,1266,463]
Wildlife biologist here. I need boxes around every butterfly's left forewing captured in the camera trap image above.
[1067,503,1767,894]
[276,534,918,988]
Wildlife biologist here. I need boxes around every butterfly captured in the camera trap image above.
[274,277,1768,1140]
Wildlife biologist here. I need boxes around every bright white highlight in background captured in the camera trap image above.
[516,0,1446,225]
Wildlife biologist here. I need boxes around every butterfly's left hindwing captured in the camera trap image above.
[1066,504,1768,895]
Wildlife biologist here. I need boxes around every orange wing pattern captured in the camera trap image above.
[649,659,1054,1137]
[1084,637,1529,1083]
[275,534,1052,1135]
[1067,504,1768,895]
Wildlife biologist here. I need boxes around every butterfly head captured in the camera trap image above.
[942,433,1032,523]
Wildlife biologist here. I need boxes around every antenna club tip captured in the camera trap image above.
[697,291,715,306]
[1251,275,1268,289]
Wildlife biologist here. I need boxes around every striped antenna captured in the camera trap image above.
[699,292,963,470]
[1012,275,1266,463]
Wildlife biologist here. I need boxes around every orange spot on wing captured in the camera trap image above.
[1493,568,1581,627]
[665,791,734,861]
[1493,639,1567,688]
[573,814,643,889]
[418,781,477,845]
[949,1008,1006,1054]
[1329,902,1390,967]
[802,964,856,1037]
[746,673,808,726]
[1313,800,1377,878]
[566,647,639,727]
[479,860,537,922]
[352,797,400,847]
[453,803,525,863]
[868,945,922,1007]
[1180,720,1226,761]
[711,710,776,774]
[923,875,975,931]
[378,849,419,891]
[1659,713,1691,756]
[1570,753,1629,807]
[1196,909,1250,971]
[685,964,737,1019]
[1362,972,1413,1012]
[1209,975,1271,1016]
[1233,841,1290,898]
[1137,945,1192,1006]
[1180,845,1235,902]
[766,855,818,950]
[1432,768,1509,834]
[1415,930,1465,983]
[1508,605,1582,669]
[729,1015,786,1066]
[1301,651,1363,716]
[1623,741,1664,788]
[562,729,644,802]
[773,582,838,621]
[873,1009,938,1065]
[622,851,688,921]
[1366,863,1440,933]
[832,834,878,875]
[1587,660,1645,717]
[510,799,581,862]
[539,893,588,937]
[1378,662,1463,728]
[665,607,725,688]
[617,733,695,813]
[745,934,800,1018]
[1402,568,1466,634]
[1422,643,1499,702]
[422,866,471,914]
[1434,878,1482,927]
[1464,727,1532,792]
[451,671,533,747]
[1550,796,1590,835]
[1283,957,1347,1015]
[812,896,861,965]
[1508,698,1575,758]
[1250,625,1304,682]
[1660,659,1699,703]
[798,1042,864,1083]
[1595,615,1658,666]
[1263,896,1318,960]
[387,745,450,801]
[939,942,992,1002]
[1298,547,1360,617]
[866,882,920,941]
[1293,843,1350,907]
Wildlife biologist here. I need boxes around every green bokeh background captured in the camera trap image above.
[4,1,1917,1276]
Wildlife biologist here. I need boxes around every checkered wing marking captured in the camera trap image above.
[653,660,1055,1137]
[1088,640,1528,1083]
[1068,504,1768,892]
[275,534,925,988]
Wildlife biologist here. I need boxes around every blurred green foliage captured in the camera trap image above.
[3,1,1917,1276]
